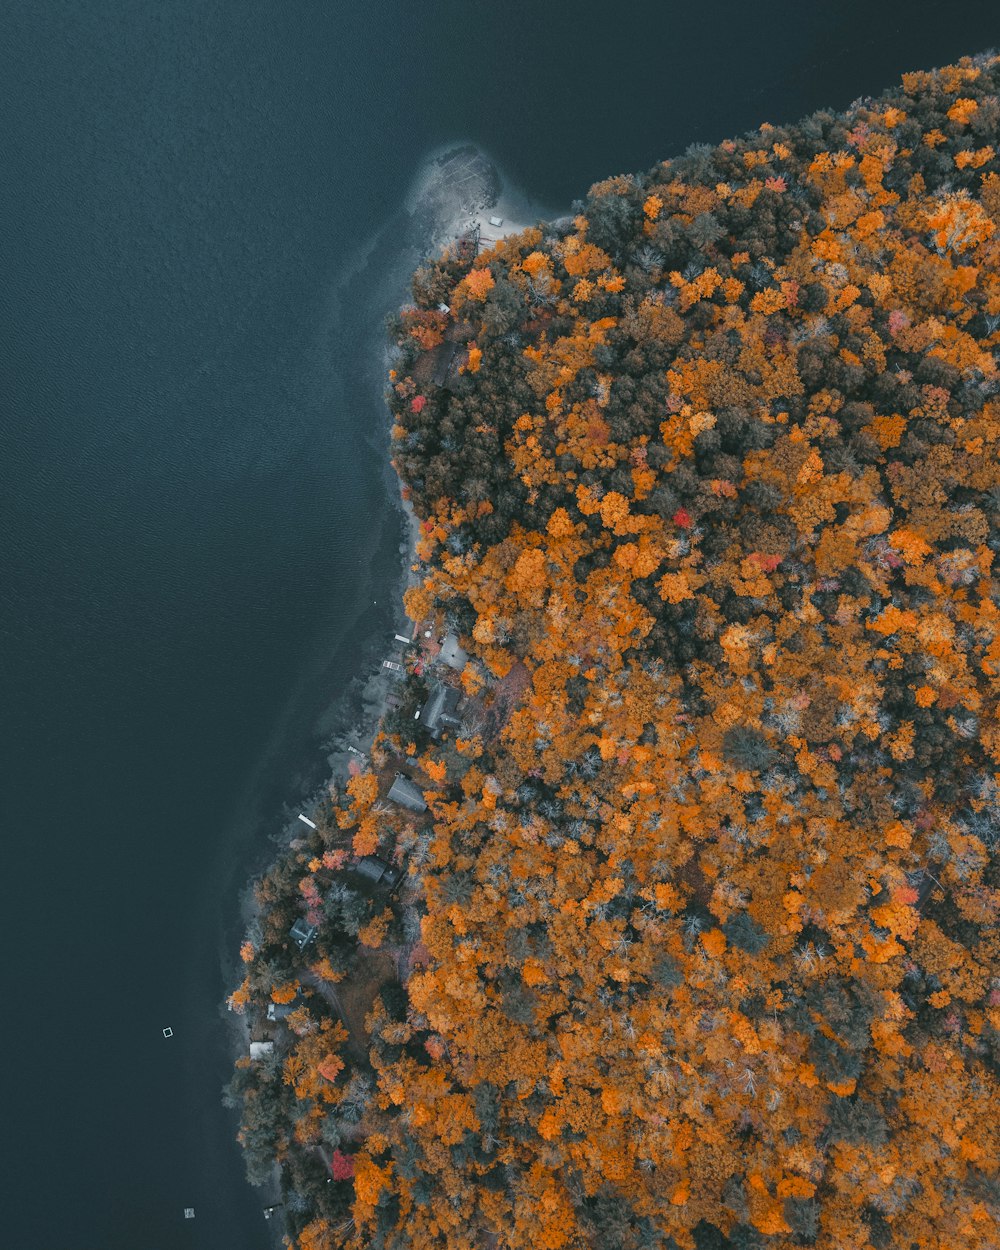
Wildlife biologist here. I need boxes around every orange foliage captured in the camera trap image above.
[232,54,1000,1250]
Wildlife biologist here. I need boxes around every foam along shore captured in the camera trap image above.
[402,142,564,261]
[222,145,556,1222]
[379,142,564,618]
[312,142,561,785]
[327,142,559,775]
[226,141,556,892]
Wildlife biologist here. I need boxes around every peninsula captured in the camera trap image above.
[229,55,1000,1250]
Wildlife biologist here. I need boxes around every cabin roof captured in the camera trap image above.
[355,855,389,884]
[267,999,297,1021]
[440,631,468,672]
[388,773,427,813]
[418,683,462,738]
[353,855,404,894]
[289,918,318,949]
[432,341,459,388]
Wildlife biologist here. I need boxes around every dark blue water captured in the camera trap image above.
[3,3,998,1246]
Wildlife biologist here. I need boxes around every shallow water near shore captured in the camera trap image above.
[4,3,1000,1247]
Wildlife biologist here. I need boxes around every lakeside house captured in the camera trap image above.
[353,854,404,896]
[289,918,318,950]
[249,1041,275,1061]
[267,997,300,1022]
[439,630,468,672]
[388,772,427,813]
[418,682,462,739]
[432,341,459,388]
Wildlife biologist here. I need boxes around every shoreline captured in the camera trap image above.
[227,141,557,916]
[220,141,556,1230]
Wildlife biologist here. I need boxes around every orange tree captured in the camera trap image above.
[253,54,1000,1250]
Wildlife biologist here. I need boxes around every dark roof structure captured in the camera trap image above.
[289,918,318,950]
[267,999,298,1022]
[388,773,427,813]
[432,340,459,388]
[439,631,468,672]
[353,855,404,895]
[418,683,462,739]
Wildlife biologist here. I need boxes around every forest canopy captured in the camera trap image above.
[235,54,1000,1250]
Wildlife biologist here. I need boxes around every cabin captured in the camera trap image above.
[439,630,468,673]
[249,1041,275,1061]
[388,772,427,813]
[267,998,299,1022]
[432,340,459,388]
[418,683,462,739]
[353,854,404,896]
[289,918,318,950]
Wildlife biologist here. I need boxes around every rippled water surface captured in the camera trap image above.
[2,2,998,1245]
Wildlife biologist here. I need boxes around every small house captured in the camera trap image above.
[353,854,404,896]
[289,918,318,950]
[418,683,462,739]
[432,340,459,388]
[267,999,298,1022]
[249,1041,275,1061]
[439,630,468,673]
[388,773,427,813]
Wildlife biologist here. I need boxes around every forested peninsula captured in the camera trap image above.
[229,55,1000,1250]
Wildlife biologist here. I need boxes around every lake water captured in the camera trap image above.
[3,3,998,1246]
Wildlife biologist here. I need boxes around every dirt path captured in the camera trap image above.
[300,969,368,1065]
[301,948,397,1066]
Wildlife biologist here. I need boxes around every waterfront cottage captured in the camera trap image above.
[418,682,462,739]
[249,1041,274,1061]
[439,630,468,672]
[387,772,427,813]
[436,342,459,388]
[353,854,404,896]
[288,918,318,950]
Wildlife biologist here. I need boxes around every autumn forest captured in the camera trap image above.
[229,55,1000,1250]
